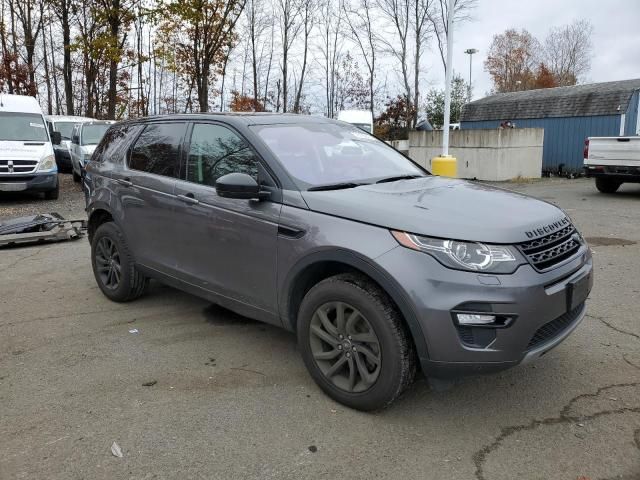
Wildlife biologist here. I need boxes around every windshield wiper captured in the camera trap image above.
[375,174,425,184]
[307,182,367,192]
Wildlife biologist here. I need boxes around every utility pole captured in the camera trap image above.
[464,48,478,102]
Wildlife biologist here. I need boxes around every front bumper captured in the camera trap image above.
[0,172,58,193]
[376,244,593,378]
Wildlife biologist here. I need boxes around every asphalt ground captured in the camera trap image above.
[1,175,639,479]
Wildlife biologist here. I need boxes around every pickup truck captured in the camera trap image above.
[584,136,640,193]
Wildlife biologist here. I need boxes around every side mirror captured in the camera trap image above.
[215,173,269,200]
[51,131,62,145]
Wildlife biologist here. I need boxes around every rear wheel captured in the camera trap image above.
[91,222,148,302]
[595,178,621,193]
[297,273,416,411]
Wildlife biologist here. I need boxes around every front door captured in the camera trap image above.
[173,122,282,322]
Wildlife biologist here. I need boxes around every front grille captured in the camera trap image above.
[518,224,581,271]
[0,159,38,174]
[527,303,584,350]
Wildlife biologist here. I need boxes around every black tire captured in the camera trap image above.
[91,222,148,302]
[595,178,621,193]
[297,273,416,411]
[73,169,81,183]
[44,181,59,200]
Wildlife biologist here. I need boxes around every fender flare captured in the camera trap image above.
[279,248,430,360]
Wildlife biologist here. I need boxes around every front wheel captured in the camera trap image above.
[73,169,81,183]
[91,222,148,302]
[595,178,621,193]
[297,273,416,411]
[44,181,59,200]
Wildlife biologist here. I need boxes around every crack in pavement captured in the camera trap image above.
[0,247,46,273]
[472,382,640,480]
[587,314,640,341]
[624,355,640,371]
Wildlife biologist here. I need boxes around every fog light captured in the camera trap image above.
[456,313,497,325]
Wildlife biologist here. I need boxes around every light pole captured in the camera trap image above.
[464,48,478,102]
[441,0,455,157]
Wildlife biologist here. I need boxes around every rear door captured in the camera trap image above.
[173,121,282,320]
[111,121,187,273]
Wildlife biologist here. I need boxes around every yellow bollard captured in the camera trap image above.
[431,155,457,177]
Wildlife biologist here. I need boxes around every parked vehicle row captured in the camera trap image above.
[0,94,61,199]
[0,94,114,200]
[85,113,593,410]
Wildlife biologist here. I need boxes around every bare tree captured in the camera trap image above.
[277,0,302,112]
[429,0,476,73]
[317,0,343,118]
[343,0,377,117]
[292,0,314,112]
[544,19,593,86]
[377,0,414,124]
[13,0,44,90]
[245,0,272,108]
[48,0,75,114]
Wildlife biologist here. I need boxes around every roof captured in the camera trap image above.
[119,112,335,127]
[461,78,640,122]
[0,94,42,115]
[45,115,93,123]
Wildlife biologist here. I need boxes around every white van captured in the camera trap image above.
[45,115,93,173]
[0,94,60,199]
[337,110,374,134]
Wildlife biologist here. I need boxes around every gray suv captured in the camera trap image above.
[85,114,593,410]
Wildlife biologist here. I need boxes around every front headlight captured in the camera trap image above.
[391,230,521,273]
[37,155,57,172]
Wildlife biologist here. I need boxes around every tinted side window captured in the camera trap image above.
[185,123,258,187]
[93,124,142,164]
[129,123,186,178]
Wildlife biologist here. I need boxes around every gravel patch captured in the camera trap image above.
[0,173,86,221]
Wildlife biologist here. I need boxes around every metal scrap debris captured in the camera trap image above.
[0,212,86,248]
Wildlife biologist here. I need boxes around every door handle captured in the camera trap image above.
[116,177,132,187]
[177,193,199,205]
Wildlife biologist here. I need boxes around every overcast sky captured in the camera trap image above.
[425,0,640,99]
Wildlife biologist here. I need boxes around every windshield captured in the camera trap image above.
[82,124,111,145]
[253,122,424,189]
[0,112,49,142]
[54,122,77,140]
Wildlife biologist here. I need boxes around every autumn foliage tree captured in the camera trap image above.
[157,0,246,112]
[375,94,416,141]
[484,28,541,93]
[485,21,592,93]
[229,90,265,111]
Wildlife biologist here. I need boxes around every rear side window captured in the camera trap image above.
[92,124,142,164]
[129,123,186,178]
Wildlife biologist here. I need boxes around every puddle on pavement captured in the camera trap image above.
[585,237,636,247]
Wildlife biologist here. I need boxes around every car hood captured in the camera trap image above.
[300,177,568,244]
[0,140,52,161]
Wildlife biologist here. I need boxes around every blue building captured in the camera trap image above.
[460,79,640,174]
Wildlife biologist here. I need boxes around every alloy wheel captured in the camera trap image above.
[309,301,382,393]
[95,237,122,290]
